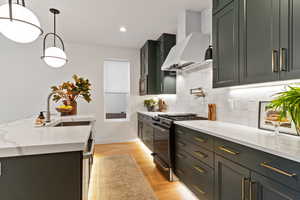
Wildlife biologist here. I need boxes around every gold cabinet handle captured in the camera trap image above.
[193,165,206,174]
[218,146,239,155]
[260,162,296,177]
[177,169,184,175]
[280,48,288,71]
[194,151,208,159]
[272,49,279,72]
[194,136,206,143]
[176,153,186,159]
[177,141,185,147]
[250,180,257,200]
[192,185,206,195]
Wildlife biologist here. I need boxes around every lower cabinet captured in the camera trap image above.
[138,119,143,140]
[174,124,300,200]
[215,155,250,200]
[252,172,300,200]
[0,152,82,200]
[142,122,154,151]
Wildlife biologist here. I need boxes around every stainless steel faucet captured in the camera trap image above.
[46,92,56,123]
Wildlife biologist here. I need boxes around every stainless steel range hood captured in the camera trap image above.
[161,10,209,71]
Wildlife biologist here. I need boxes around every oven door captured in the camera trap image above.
[152,123,171,170]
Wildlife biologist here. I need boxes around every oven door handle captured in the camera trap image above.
[83,137,95,159]
[152,123,169,133]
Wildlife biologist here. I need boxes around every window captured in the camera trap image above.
[104,59,130,120]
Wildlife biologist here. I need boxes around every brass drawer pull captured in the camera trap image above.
[177,169,184,175]
[218,146,239,155]
[193,165,206,174]
[260,162,297,177]
[194,151,208,159]
[192,185,206,195]
[176,153,186,159]
[177,141,186,147]
[194,136,206,143]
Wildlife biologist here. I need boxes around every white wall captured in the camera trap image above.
[0,36,140,144]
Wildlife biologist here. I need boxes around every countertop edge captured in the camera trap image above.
[175,121,300,163]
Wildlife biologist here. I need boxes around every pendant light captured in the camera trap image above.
[204,36,213,61]
[0,0,43,43]
[41,8,67,68]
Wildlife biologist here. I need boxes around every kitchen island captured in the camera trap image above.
[0,115,95,200]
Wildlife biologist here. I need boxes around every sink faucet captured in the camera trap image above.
[46,92,56,123]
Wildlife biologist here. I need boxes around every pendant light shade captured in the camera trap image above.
[204,45,213,61]
[41,8,67,68]
[0,1,43,43]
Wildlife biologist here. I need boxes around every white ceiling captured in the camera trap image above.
[1,0,210,48]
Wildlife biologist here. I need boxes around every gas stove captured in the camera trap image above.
[158,113,207,121]
[151,113,207,182]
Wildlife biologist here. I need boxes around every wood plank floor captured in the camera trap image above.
[88,141,199,200]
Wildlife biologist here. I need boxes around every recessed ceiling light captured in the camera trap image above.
[120,26,127,32]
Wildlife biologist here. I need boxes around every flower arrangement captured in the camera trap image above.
[144,98,157,112]
[51,75,92,115]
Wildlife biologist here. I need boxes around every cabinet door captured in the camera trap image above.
[213,0,240,88]
[142,122,154,151]
[0,152,82,200]
[138,120,143,140]
[213,0,233,13]
[215,155,250,200]
[239,0,279,84]
[280,0,300,80]
[252,172,300,200]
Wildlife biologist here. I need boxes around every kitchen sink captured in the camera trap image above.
[53,121,91,127]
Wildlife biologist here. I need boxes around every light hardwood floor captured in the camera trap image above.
[88,141,199,200]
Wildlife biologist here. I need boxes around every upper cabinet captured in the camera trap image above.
[140,40,159,95]
[213,0,300,88]
[213,0,240,88]
[139,33,176,95]
[213,0,234,14]
[157,34,177,94]
[280,0,300,80]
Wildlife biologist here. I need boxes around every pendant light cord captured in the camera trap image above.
[53,12,56,47]
[8,0,12,20]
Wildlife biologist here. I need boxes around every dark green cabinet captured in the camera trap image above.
[138,119,143,140]
[280,0,300,80]
[0,152,82,200]
[139,33,176,95]
[157,34,177,94]
[142,121,154,151]
[215,155,250,200]
[252,172,300,200]
[213,0,240,88]
[140,40,159,95]
[213,0,233,13]
[138,114,154,151]
[239,0,279,84]
[213,0,300,88]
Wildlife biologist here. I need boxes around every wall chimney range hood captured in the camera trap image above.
[162,10,209,71]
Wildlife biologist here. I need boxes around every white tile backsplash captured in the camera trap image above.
[165,63,300,128]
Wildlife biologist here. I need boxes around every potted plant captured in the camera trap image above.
[268,86,300,136]
[51,75,92,116]
[144,99,157,112]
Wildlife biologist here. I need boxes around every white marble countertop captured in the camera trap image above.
[175,120,300,163]
[0,115,96,158]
